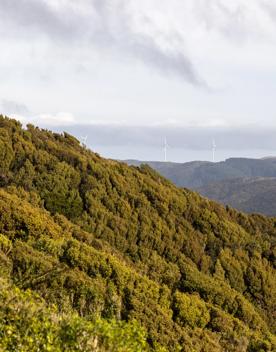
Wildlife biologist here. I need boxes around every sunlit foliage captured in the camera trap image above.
[0,115,275,351]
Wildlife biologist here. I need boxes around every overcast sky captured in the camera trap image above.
[1,0,276,161]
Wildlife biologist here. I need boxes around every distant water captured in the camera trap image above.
[90,145,276,163]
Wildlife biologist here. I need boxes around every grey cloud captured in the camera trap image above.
[46,123,276,151]
[0,99,30,115]
[126,36,204,86]
[0,0,203,85]
[93,1,204,85]
[0,0,90,41]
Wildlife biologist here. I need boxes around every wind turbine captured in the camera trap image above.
[212,139,216,162]
[164,137,169,162]
[81,135,88,147]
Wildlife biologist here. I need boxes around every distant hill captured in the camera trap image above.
[198,177,276,216]
[0,116,276,351]
[125,158,276,215]
[125,158,276,188]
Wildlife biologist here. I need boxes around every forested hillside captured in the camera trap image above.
[126,159,276,215]
[0,116,275,351]
[198,177,276,216]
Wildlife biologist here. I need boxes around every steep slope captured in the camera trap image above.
[198,177,276,216]
[125,158,276,215]
[0,116,276,351]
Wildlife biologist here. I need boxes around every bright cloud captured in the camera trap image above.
[0,0,276,132]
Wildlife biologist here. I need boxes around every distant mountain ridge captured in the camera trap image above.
[125,158,276,215]
[0,116,275,351]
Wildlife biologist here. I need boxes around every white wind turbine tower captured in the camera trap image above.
[164,137,169,162]
[81,135,88,147]
[212,139,216,162]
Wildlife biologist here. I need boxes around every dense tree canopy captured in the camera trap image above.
[0,115,275,351]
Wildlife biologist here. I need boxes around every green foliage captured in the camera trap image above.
[130,158,276,216]
[0,127,14,176]
[199,176,276,216]
[0,278,149,352]
[0,115,275,351]
[173,292,210,328]
[0,233,12,255]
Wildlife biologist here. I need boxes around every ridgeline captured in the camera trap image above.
[125,159,276,216]
[0,116,275,351]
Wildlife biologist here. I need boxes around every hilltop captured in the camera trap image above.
[0,116,275,351]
